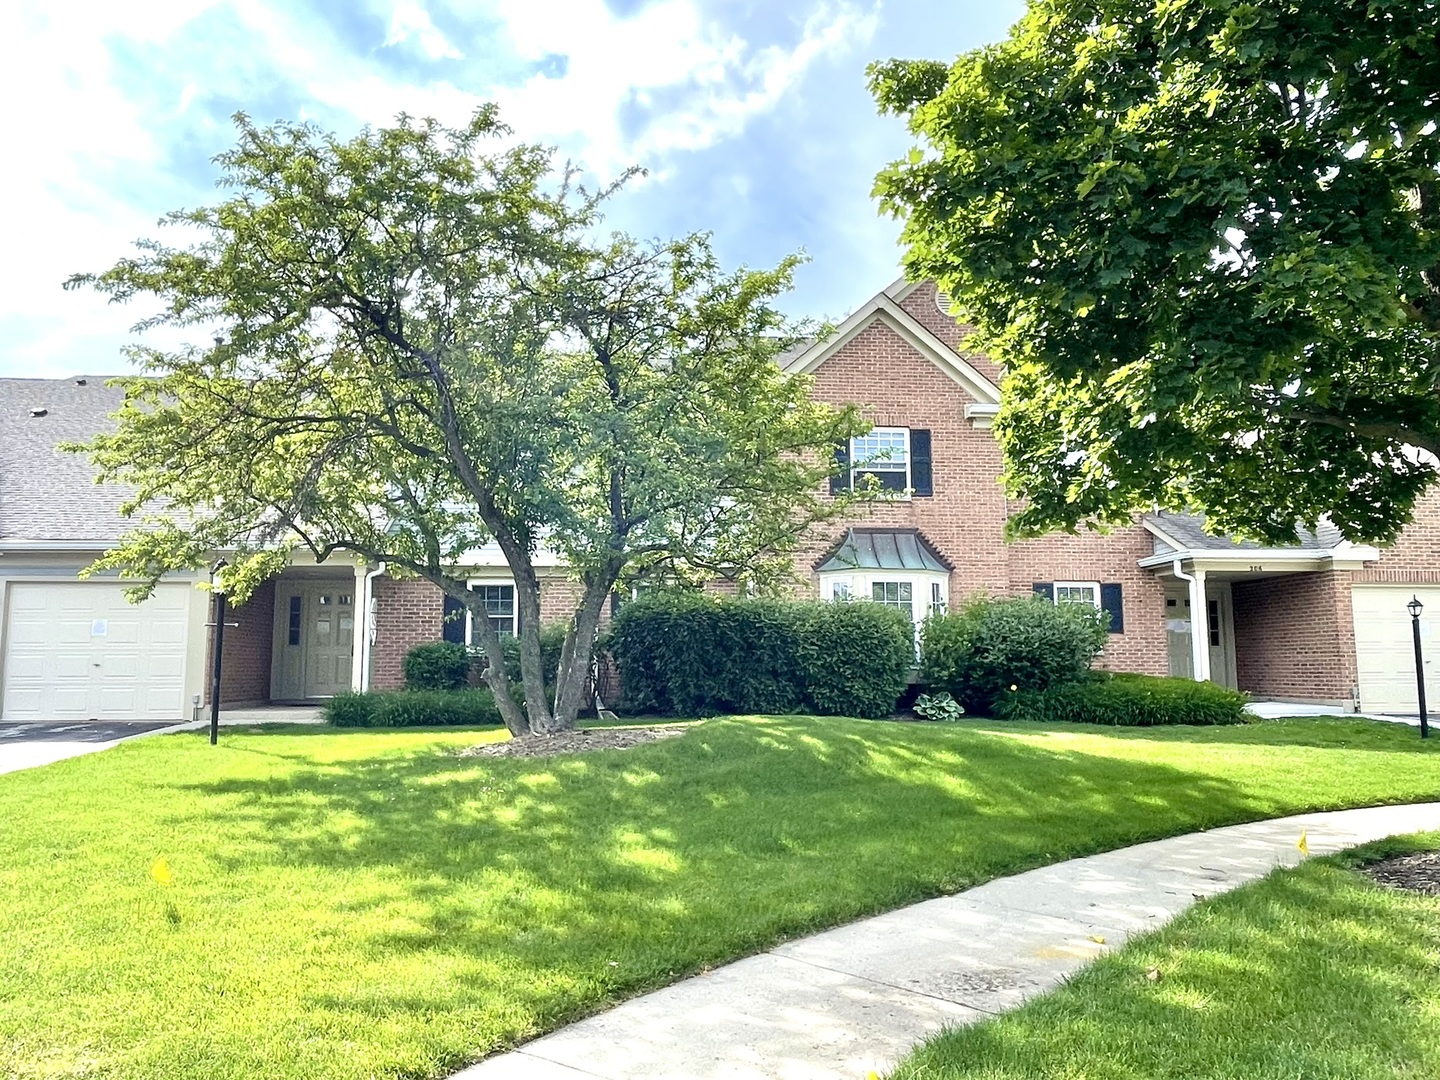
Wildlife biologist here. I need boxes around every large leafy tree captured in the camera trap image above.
[69,110,866,735]
[870,0,1440,543]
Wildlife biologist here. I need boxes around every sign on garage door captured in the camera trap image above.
[2,583,190,721]
[1352,585,1439,715]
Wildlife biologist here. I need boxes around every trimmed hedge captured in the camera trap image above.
[920,596,1108,712]
[608,594,914,719]
[993,673,1252,726]
[403,642,473,691]
[324,689,504,727]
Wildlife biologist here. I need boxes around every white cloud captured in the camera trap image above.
[384,0,463,61]
[0,0,880,376]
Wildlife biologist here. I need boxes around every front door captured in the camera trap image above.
[273,585,355,700]
[1164,584,1237,688]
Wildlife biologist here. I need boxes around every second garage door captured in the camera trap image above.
[1352,585,1440,715]
[2,582,191,722]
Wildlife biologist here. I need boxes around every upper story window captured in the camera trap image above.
[852,428,910,493]
[831,427,933,497]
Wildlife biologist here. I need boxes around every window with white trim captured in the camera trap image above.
[829,579,853,601]
[851,427,910,493]
[929,581,947,618]
[871,580,914,613]
[1054,581,1101,609]
[468,583,517,642]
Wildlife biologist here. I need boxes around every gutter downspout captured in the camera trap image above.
[359,562,386,692]
[1171,558,1210,683]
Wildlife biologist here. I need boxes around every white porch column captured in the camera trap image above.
[1188,567,1211,683]
[350,560,368,692]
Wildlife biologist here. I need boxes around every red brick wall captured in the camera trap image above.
[895,282,1004,385]
[1232,570,1356,702]
[1353,487,1440,584]
[800,311,1168,676]
[369,573,602,690]
[370,577,445,690]
[1006,528,1169,675]
[206,578,275,706]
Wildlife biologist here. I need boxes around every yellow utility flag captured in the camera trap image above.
[1297,830,1310,857]
[150,857,173,887]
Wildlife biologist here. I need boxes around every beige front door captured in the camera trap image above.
[272,584,355,700]
[1165,584,1237,688]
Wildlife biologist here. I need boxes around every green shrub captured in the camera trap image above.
[793,600,915,719]
[608,594,912,719]
[913,691,964,722]
[920,596,1108,712]
[993,672,1252,726]
[324,689,503,727]
[403,641,473,690]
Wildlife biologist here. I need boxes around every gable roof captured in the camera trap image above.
[0,378,134,544]
[780,289,1000,407]
[1143,511,1345,553]
[814,527,954,574]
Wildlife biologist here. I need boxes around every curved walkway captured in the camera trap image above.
[457,801,1440,1080]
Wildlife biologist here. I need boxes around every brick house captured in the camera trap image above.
[1,280,1436,720]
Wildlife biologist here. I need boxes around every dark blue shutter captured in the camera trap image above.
[829,442,851,494]
[910,429,933,497]
[1100,583,1124,634]
[442,595,466,643]
[1032,583,1054,601]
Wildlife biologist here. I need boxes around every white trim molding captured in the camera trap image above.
[781,294,1000,416]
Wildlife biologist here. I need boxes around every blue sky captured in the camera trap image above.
[1,0,1025,377]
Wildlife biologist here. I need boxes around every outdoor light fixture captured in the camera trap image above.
[1409,596,1429,740]
[208,559,230,746]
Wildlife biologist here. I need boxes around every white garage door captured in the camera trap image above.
[1352,585,1440,715]
[2,583,190,721]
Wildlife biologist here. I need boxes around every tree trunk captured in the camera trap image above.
[512,566,563,733]
[551,579,611,728]
[466,598,530,738]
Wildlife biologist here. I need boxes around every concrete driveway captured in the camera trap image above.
[0,720,182,776]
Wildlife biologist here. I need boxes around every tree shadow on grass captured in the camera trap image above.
[152,715,1393,1064]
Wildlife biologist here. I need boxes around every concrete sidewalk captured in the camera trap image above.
[457,801,1440,1080]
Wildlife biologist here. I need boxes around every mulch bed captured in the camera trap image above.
[1359,850,1440,896]
[461,725,687,759]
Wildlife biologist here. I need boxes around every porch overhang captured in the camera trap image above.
[1138,544,1381,577]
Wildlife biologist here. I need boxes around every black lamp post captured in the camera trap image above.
[209,559,228,746]
[1408,595,1429,740]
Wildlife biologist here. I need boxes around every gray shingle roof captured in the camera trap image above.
[1145,510,1344,552]
[0,377,135,543]
[814,528,954,573]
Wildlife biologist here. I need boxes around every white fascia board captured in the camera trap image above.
[883,275,922,302]
[783,295,1000,407]
[0,539,119,553]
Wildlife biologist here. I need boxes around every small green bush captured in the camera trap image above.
[403,641,473,690]
[914,691,964,722]
[920,596,1108,712]
[324,689,503,727]
[993,673,1252,726]
[608,594,913,719]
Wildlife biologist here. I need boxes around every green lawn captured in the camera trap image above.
[888,833,1440,1079]
[1,717,1438,1080]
